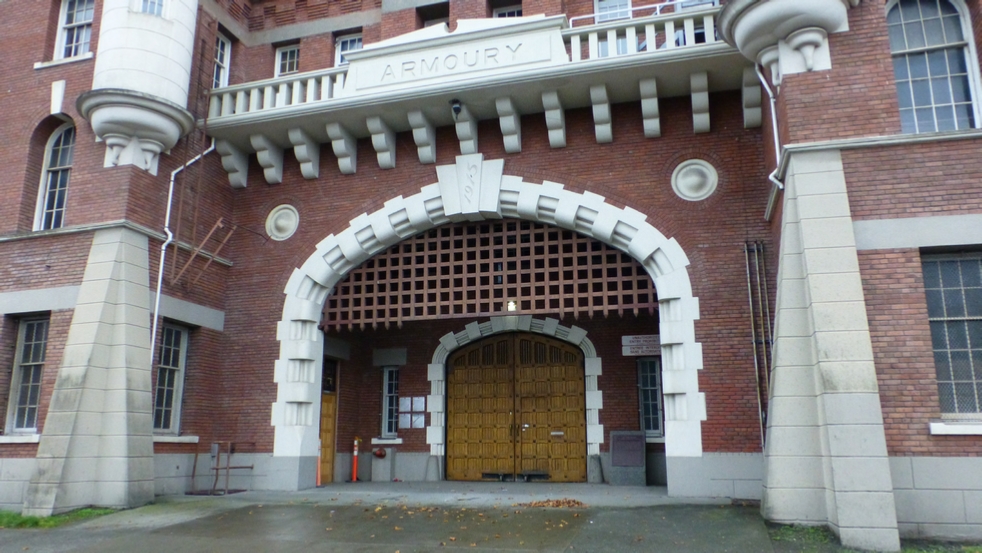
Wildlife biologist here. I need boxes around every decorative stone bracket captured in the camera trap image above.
[718,0,861,86]
[77,89,194,176]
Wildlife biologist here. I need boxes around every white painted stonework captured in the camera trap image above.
[23,228,155,516]
[342,17,569,95]
[718,0,856,86]
[764,150,900,552]
[80,0,198,174]
[274,155,706,487]
[92,0,198,106]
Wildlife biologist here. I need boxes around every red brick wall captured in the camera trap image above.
[450,0,491,29]
[0,234,92,291]
[212,91,769,454]
[860,248,982,457]
[777,1,901,144]
[381,9,421,41]
[842,140,982,221]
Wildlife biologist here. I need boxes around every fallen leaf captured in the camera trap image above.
[394,526,402,531]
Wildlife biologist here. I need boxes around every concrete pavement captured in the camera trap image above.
[1,483,776,553]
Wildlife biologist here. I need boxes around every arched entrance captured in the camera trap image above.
[273,154,705,493]
[446,333,586,482]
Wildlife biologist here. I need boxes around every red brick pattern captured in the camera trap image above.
[778,1,902,144]
[860,249,982,456]
[843,141,982,222]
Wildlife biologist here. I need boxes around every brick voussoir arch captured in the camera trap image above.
[274,154,705,474]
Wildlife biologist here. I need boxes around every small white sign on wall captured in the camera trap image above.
[622,335,660,356]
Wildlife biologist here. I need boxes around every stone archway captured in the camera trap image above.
[427,316,602,470]
[271,154,705,490]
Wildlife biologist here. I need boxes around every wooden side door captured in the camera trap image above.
[515,336,587,482]
[319,359,339,483]
[446,336,514,481]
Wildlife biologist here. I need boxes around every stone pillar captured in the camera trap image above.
[23,228,154,515]
[764,150,900,551]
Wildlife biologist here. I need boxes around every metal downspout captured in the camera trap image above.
[150,139,216,367]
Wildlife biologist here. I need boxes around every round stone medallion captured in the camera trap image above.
[265,204,299,241]
[671,159,719,202]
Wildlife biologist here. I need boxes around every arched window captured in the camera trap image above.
[888,0,981,133]
[36,125,75,231]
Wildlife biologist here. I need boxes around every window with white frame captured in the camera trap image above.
[638,357,664,439]
[888,0,980,133]
[153,324,189,432]
[493,4,522,17]
[213,33,231,88]
[679,0,717,9]
[596,0,630,22]
[57,0,95,59]
[335,34,362,66]
[381,366,399,437]
[36,125,75,231]
[275,45,300,77]
[5,317,50,433]
[924,254,982,415]
[141,0,163,16]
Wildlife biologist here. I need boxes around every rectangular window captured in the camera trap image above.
[153,324,188,432]
[381,366,399,437]
[924,254,982,415]
[213,33,231,88]
[6,318,49,433]
[679,0,717,9]
[275,45,300,77]
[638,357,663,439]
[335,34,362,66]
[596,0,630,22]
[141,0,163,16]
[58,0,95,59]
[493,5,522,17]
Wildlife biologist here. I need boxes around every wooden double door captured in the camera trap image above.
[446,333,587,482]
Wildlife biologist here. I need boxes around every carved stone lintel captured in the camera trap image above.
[454,104,478,155]
[495,97,521,154]
[288,128,320,179]
[742,67,762,129]
[250,134,284,184]
[590,84,612,144]
[639,79,661,138]
[215,139,248,188]
[367,116,397,169]
[542,91,566,149]
[326,122,357,175]
[690,72,710,134]
[408,110,436,164]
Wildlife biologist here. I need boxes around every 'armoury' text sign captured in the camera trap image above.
[347,17,569,92]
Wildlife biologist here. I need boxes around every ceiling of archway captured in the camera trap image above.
[323,220,659,331]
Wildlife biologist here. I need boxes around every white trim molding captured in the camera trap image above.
[272,154,705,484]
[929,422,982,435]
[0,434,42,444]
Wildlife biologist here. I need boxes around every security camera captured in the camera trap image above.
[450,99,462,119]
